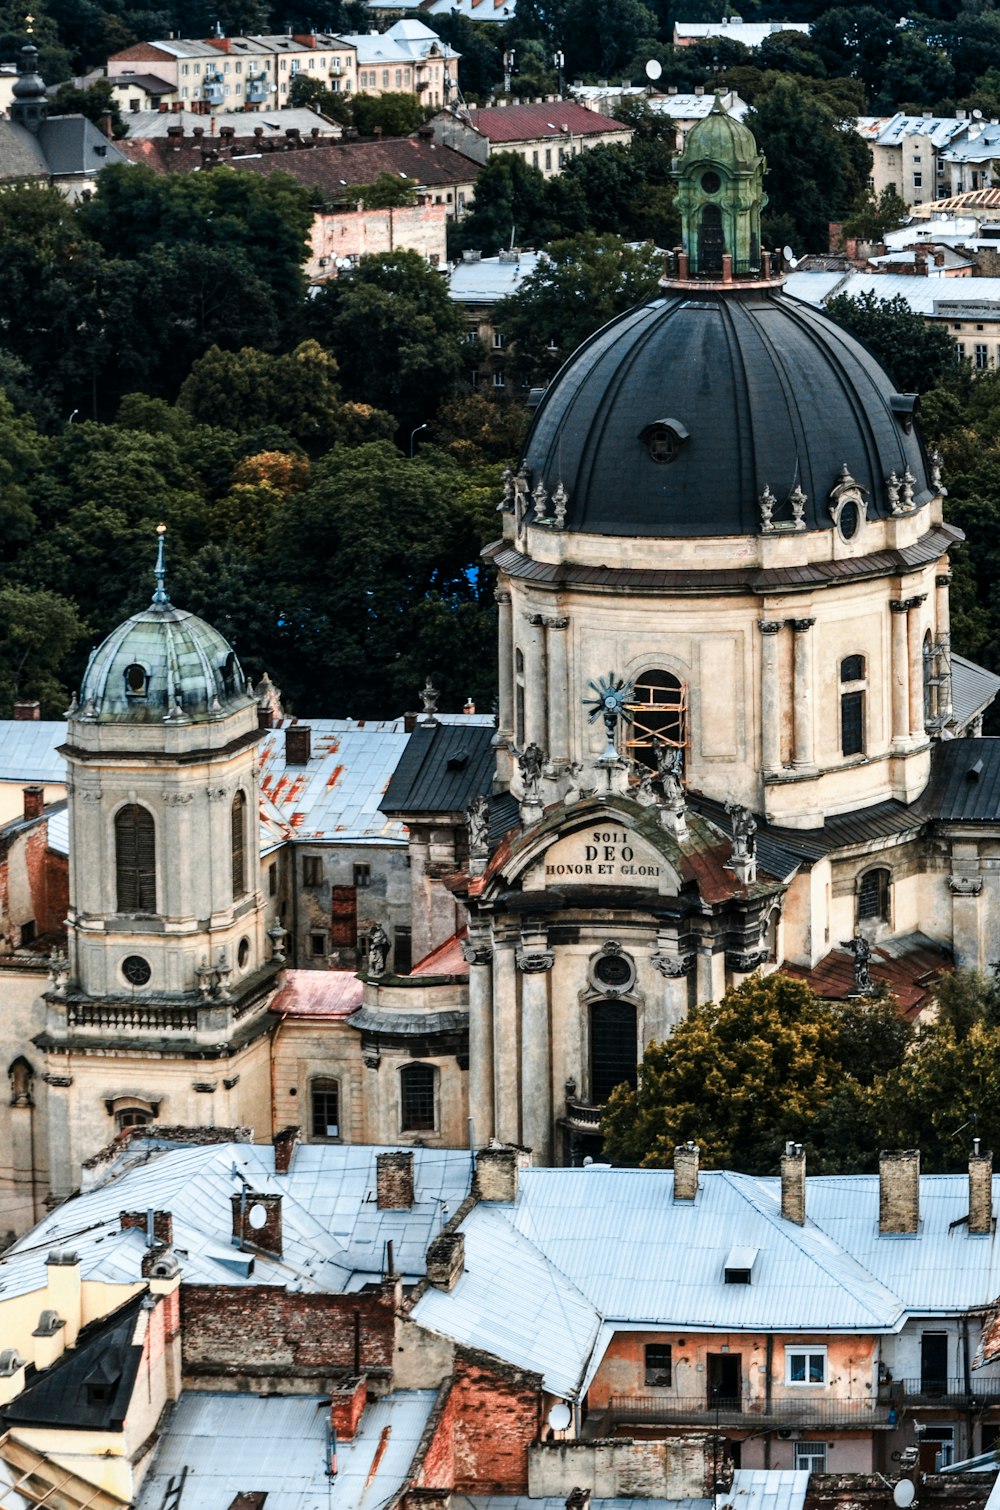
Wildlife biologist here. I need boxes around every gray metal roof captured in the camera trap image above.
[123,106,339,138]
[0,118,48,181]
[0,720,65,784]
[381,718,495,816]
[36,114,130,176]
[1,1142,473,1300]
[920,736,1000,823]
[729,1470,810,1510]
[786,269,1000,316]
[449,251,546,306]
[259,718,411,844]
[135,1389,437,1510]
[951,653,1000,731]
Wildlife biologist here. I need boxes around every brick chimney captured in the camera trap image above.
[879,1150,920,1234]
[426,1231,464,1291]
[330,1375,367,1441]
[274,1125,301,1174]
[44,1250,81,1349]
[475,1145,519,1202]
[780,1141,806,1225]
[13,701,40,721]
[285,724,312,764]
[22,785,44,821]
[376,1150,414,1209]
[231,1191,282,1256]
[969,1142,993,1235]
[673,1141,699,1202]
[120,1209,173,1246]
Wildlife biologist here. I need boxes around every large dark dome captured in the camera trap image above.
[523,285,932,539]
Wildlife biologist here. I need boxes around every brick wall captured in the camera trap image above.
[181,1284,397,1387]
[409,1350,541,1496]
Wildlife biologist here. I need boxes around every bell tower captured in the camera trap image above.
[673,94,766,277]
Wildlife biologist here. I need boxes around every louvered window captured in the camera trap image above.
[115,805,156,913]
[231,791,247,899]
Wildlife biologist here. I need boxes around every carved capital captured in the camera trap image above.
[206,786,228,802]
[527,612,547,628]
[43,1073,74,1088]
[79,790,103,803]
[889,600,910,614]
[758,620,782,635]
[162,791,194,806]
[790,617,816,633]
[949,875,983,896]
[936,573,952,588]
[651,951,696,978]
[461,940,493,966]
[545,616,570,630]
[516,948,555,973]
[905,594,927,610]
[726,948,769,973]
[495,588,512,606]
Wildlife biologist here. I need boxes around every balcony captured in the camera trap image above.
[564,1098,603,1131]
[895,1378,1000,1408]
[597,1395,897,1435]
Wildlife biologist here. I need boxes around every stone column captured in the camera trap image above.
[492,943,519,1145]
[790,618,816,769]
[759,620,783,775]
[495,588,514,744]
[889,600,910,744]
[936,571,953,722]
[464,931,495,1146]
[545,616,570,768]
[517,944,554,1163]
[522,613,548,753]
[907,594,928,737]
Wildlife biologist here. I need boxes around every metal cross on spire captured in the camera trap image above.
[152,522,170,605]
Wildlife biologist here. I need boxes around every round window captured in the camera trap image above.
[122,955,151,986]
[701,170,721,194]
[839,500,860,540]
[238,937,250,968]
[593,952,634,990]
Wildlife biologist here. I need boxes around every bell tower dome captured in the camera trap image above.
[674,94,766,278]
[60,528,275,1005]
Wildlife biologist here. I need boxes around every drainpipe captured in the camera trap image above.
[962,1317,973,1458]
[764,1335,773,1468]
[291,842,300,967]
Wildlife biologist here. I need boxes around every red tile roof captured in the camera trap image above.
[116,133,477,189]
[410,930,469,976]
[272,968,363,1018]
[468,99,632,144]
[780,935,952,1018]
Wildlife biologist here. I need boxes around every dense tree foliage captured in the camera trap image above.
[603,970,1000,1175]
[825,290,958,394]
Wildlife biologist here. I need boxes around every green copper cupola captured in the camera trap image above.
[673,96,767,278]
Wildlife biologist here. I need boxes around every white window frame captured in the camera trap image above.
[794,1442,828,1472]
[785,1345,827,1386]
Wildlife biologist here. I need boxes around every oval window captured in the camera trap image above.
[701,170,721,194]
[594,953,633,988]
[839,500,860,540]
[238,937,250,968]
[122,955,151,986]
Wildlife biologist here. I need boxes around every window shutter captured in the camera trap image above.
[330,886,358,947]
[116,805,156,914]
[231,792,247,899]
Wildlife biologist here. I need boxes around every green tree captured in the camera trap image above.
[497,233,662,385]
[841,185,911,243]
[49,78,127,137]
[810,7,897,100]
[0,583,89,717]
[875,1011,1000,1170]
[602,973,913,1173]
[748,77,870,253]
[824,290,957,395]
[354,172,418,209]
[418,12,502,100]
[448,152,556,256]
[309,251,467,430]
[876,31,955,113]
[351,91,425,138]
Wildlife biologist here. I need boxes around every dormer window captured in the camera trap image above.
[724,1245,757,1284]
[124,663,149,698]
[640,419,690,464]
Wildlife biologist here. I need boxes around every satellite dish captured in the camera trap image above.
[782,244,794,261]
[247,1203,268,1230]
[645,58,662,81]
[548,1402,572,1431]
[893,1481,916,1508]
[974,108,983,119]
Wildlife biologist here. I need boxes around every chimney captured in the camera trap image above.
[780,1141,806,1225]
[330,1375,367,1441]
[231,1190,282,1256]
[969,1142,993,1235]
[98,109,114,139]
[404,710,419,733]
[463,697,476,715]
[273,1124,301,1174]
[376,1150,414,1209]
[13,701,40,721]
[285,724,312,764]
[673,1141,699,1201]
[475,1145,519,1202]
[22,785,44,821]
[44,1250,81,1349]
[0,1350,26,1408]
[426,1231,465,1290]
[879,1150,920,1234]
[120,1209,173,1246]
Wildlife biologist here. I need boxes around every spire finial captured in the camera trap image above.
[152,523,170,605]
[25,13,34,33]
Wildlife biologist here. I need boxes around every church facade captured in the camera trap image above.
[5,104,1000,1226]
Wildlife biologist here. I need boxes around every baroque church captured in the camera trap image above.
[4,102,1000,1221]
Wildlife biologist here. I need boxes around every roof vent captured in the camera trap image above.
[968,758,984,782]
[723,1245,758,1284]
[446,749,469,769]
[0,1350,24,1376]
[34,1309,64,1336]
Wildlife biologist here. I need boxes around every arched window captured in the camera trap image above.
[590,999,638,1104]
[840,656,866,757]
[115,1106,153,1132]
[400,1063,437,1132]
[115,805,156,914]
[123,663,149,699]
[231,791,247,900]
[514,647,525,748]
[698,202,724,275]
[924,629,945,726]
[311,1077,340,1140]
[625,670,687,771]
[857,867,890,924]
[8,1056,33,1107]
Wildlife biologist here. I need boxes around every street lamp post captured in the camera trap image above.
[409,422,429,457]
[553,50,564,96]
